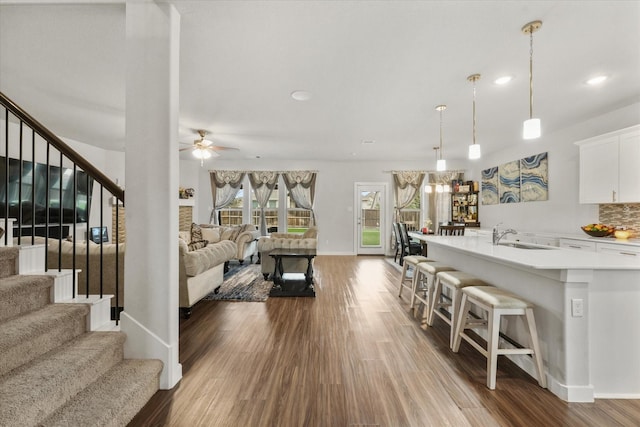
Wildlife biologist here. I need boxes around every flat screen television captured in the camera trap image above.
[90,226,108,243]
[0,156,93,225]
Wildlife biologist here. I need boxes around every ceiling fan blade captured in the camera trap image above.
[179,147,194,152]
[209,145,239,151]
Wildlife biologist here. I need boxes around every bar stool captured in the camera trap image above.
[410,262,456,321]
[427,271,489,348]
[452,285,547,390]
[398,255,432,300]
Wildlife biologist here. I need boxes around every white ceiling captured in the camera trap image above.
[1,1,639,165]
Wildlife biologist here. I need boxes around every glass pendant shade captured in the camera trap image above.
[435,184,444,193]
[436,159,446,171]
[425,185,433,194]
[443,184,450,193]
[523,118,541,140]
[192,148,212,159]
[468,143,481,159]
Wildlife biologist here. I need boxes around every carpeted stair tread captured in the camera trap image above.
[0,247,19,278]
[41,359,163,427]
[0,331,126,427]
[0,303,90,377]
[0,274,53,322]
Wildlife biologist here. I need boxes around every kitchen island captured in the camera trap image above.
[409,233,640,402]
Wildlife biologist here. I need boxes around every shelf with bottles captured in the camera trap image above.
[451,187,480,227]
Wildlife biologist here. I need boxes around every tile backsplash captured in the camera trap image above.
[599,204,640,233]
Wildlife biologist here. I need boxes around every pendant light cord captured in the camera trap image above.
[439,108,443,159]
[472,81,477,145]
[529,29,534,119]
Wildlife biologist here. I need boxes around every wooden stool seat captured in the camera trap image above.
[398,255,432,300]
[410,262,456,320]
[427,271,489,348]
[452,285,547,390]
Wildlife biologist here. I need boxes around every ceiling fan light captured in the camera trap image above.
[201,139,213,147]
[523,118,541,140]
[193,148,213,159]
[468,143,481,159]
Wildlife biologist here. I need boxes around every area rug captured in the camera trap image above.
[203,264,272,302]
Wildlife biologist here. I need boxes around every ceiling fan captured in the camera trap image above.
[179,130,238,165]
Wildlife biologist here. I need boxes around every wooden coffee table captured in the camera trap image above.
[269,248,316,297]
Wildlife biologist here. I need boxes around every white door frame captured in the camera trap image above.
[354,182,388,255]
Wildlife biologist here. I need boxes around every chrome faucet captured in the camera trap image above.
[492,223,517,245]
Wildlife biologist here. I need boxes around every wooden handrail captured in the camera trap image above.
[0,90,124,203]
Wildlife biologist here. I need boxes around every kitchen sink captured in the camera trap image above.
[498,242,557,250]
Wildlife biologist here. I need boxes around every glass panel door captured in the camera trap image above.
[355,183,386,255]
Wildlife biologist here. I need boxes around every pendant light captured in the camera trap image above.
[435,105,447,171]
[522,20,542,140]
[467,73,481,159]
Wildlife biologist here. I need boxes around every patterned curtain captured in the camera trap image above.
[430,171,463,227]
[209,171,246,224]
[248,171,279,236]
[392,171,425,222]
[282,171,317,226]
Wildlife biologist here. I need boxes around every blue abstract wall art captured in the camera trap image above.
[481,167,499,205]
[499,160,520,203]
[521,152,549,202]
[481,152,548,206]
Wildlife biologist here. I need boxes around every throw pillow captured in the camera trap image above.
[187,240,208,251]
[223,225,241,242]
[190,223,203,243]
[201,227,221,243]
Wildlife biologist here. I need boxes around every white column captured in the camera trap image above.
[120,0,182,389]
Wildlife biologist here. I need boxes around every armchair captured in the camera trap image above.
[257,227,318,279]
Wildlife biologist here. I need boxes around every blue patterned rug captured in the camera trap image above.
[203,264,272,302]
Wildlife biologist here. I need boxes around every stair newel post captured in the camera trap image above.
[72,164,77,299]
[30,128,36,244]
[58,151,63,267]
[3,108,8,246]
[17,121,23,246]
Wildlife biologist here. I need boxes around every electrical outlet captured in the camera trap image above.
[571,299,584,317]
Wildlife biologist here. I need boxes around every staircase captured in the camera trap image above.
[0,245,162,426]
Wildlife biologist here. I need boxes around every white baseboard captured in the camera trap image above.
[119,311,182,389]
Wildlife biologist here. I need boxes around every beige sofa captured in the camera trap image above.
[178,237,236,318]
[197,224,261,263]
[32,235,235,319]
[257,227,318,280]
[31,237,125,310]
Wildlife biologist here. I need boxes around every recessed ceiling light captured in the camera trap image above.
[586,75,608,85]
[494,75,513,85]
[362,140,374,145]
[291,90,312,101]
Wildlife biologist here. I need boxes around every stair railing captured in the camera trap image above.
[0,91,125,323]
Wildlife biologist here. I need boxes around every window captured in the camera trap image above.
[251,184,279,230]
[398,192,421,231]
[219,186,243,226]
[286,191,311,233]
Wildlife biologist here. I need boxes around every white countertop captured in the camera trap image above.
[557,233,640,247]
[411,234,640,271]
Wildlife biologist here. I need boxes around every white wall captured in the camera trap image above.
[468,102,640,235]
[190,157,468,255]
[5,100,637,251]
[192,102,640,254]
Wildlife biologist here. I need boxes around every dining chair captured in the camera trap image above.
[392,222,403,264]
[399,222,422,265]
[438,225,465,236]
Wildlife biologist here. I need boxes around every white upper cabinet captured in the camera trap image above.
[576,125,640,203]
[619,130,640,202]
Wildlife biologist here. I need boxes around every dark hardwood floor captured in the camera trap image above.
[130,255,640,427]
